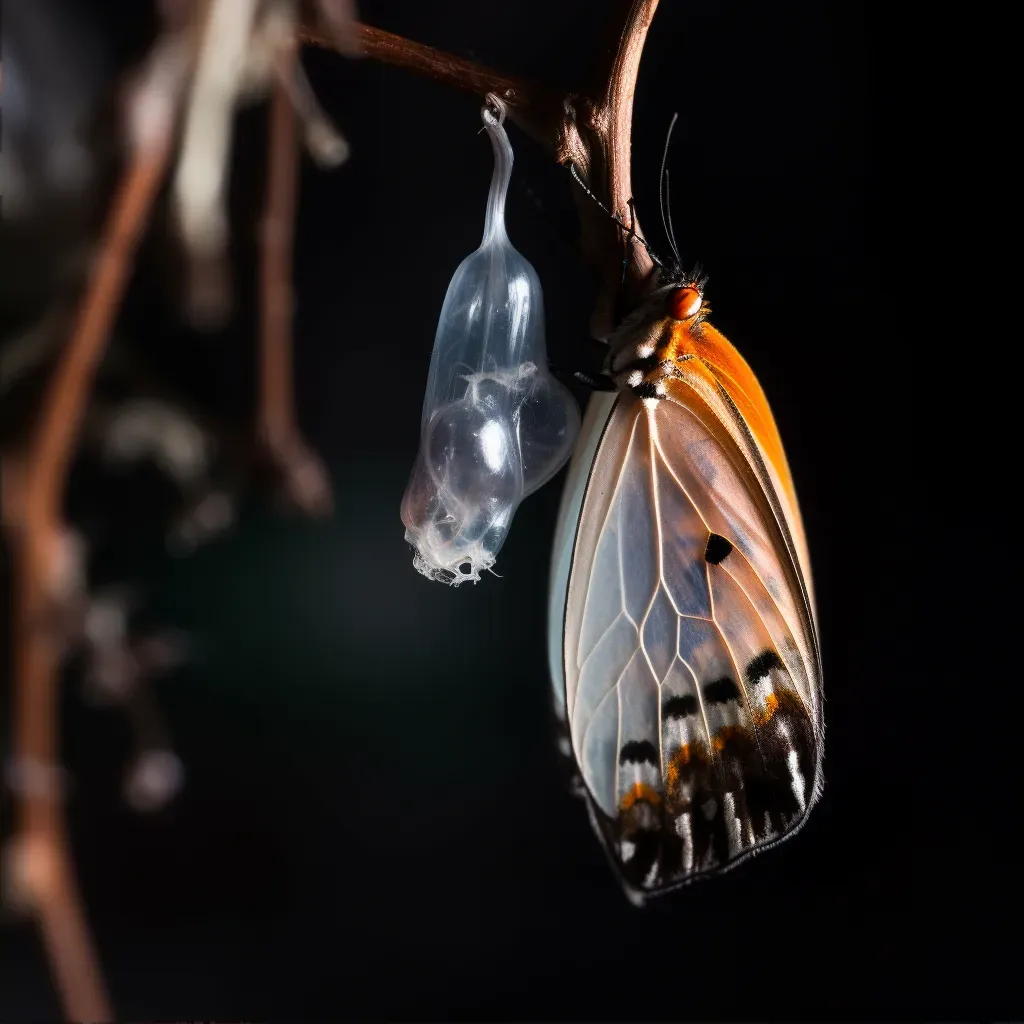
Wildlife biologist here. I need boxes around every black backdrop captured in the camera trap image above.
[3,0,994,1019]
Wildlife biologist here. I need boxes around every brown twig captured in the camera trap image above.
[299,21,557,139]
[259,35,333,516]
[5,39,185,1022]
[300,2,661,335]
[568,0,660,332]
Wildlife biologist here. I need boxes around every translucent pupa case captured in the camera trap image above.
[401,99,580,584]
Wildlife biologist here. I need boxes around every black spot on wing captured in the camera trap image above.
[703,677,740,704]
[619,740,659,765]
[746,650,783,684]
[663,694,699,719]
[705,533,733,564]
[633,381,661,400]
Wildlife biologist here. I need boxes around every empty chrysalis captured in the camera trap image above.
[401,95,580,584]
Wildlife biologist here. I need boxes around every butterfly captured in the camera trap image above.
[547,262,823,904]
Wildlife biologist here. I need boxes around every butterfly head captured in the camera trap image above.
[608,268,709,341]
[653,259,710,318]
[668,285,702,322]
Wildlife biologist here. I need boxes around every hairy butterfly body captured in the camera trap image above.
[548,278,822,904]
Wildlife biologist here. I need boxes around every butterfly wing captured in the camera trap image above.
[547,391,618,728]
[688,321,816,618]
[559,326,821,901]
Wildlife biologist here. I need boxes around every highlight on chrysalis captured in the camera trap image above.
[400,94,580,586]
[547,121,822,905]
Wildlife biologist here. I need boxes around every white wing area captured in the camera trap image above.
[547,392,618,720]
[562,387,821,884]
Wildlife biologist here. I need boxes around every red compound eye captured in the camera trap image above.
[668,286,701,321]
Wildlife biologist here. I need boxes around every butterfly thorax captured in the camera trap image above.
[607,283,711,399]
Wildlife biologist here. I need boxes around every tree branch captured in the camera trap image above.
[576,0,660,331]
[300,1,662,336]
[299,21,560,146]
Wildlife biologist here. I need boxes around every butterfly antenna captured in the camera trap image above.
[664,169,681,268]
[659,113,683,268]
[568,163,666,270]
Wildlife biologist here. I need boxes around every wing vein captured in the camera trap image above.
[578,631,636,761]
[704,370,821,691]
[646,403,666,768]
[707,560,769,772]
[574,408,643,680]
[657,390,803,676]
[682,650,716,772]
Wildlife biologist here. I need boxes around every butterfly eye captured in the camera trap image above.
[668,286,702,321]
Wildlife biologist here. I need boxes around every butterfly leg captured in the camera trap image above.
[548,361,618,392]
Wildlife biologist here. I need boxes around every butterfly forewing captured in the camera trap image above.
[556,294,822,902]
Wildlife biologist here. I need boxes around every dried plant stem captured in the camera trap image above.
[261,43,301,458]
[258,39,333,516]
[8,116,175,1024]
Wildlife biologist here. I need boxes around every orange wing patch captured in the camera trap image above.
[620,782,662,812]
[671,320,798,511]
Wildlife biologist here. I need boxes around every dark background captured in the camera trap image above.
[2,0,994,1019]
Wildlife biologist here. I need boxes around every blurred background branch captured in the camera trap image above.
[2,0,662,1017]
